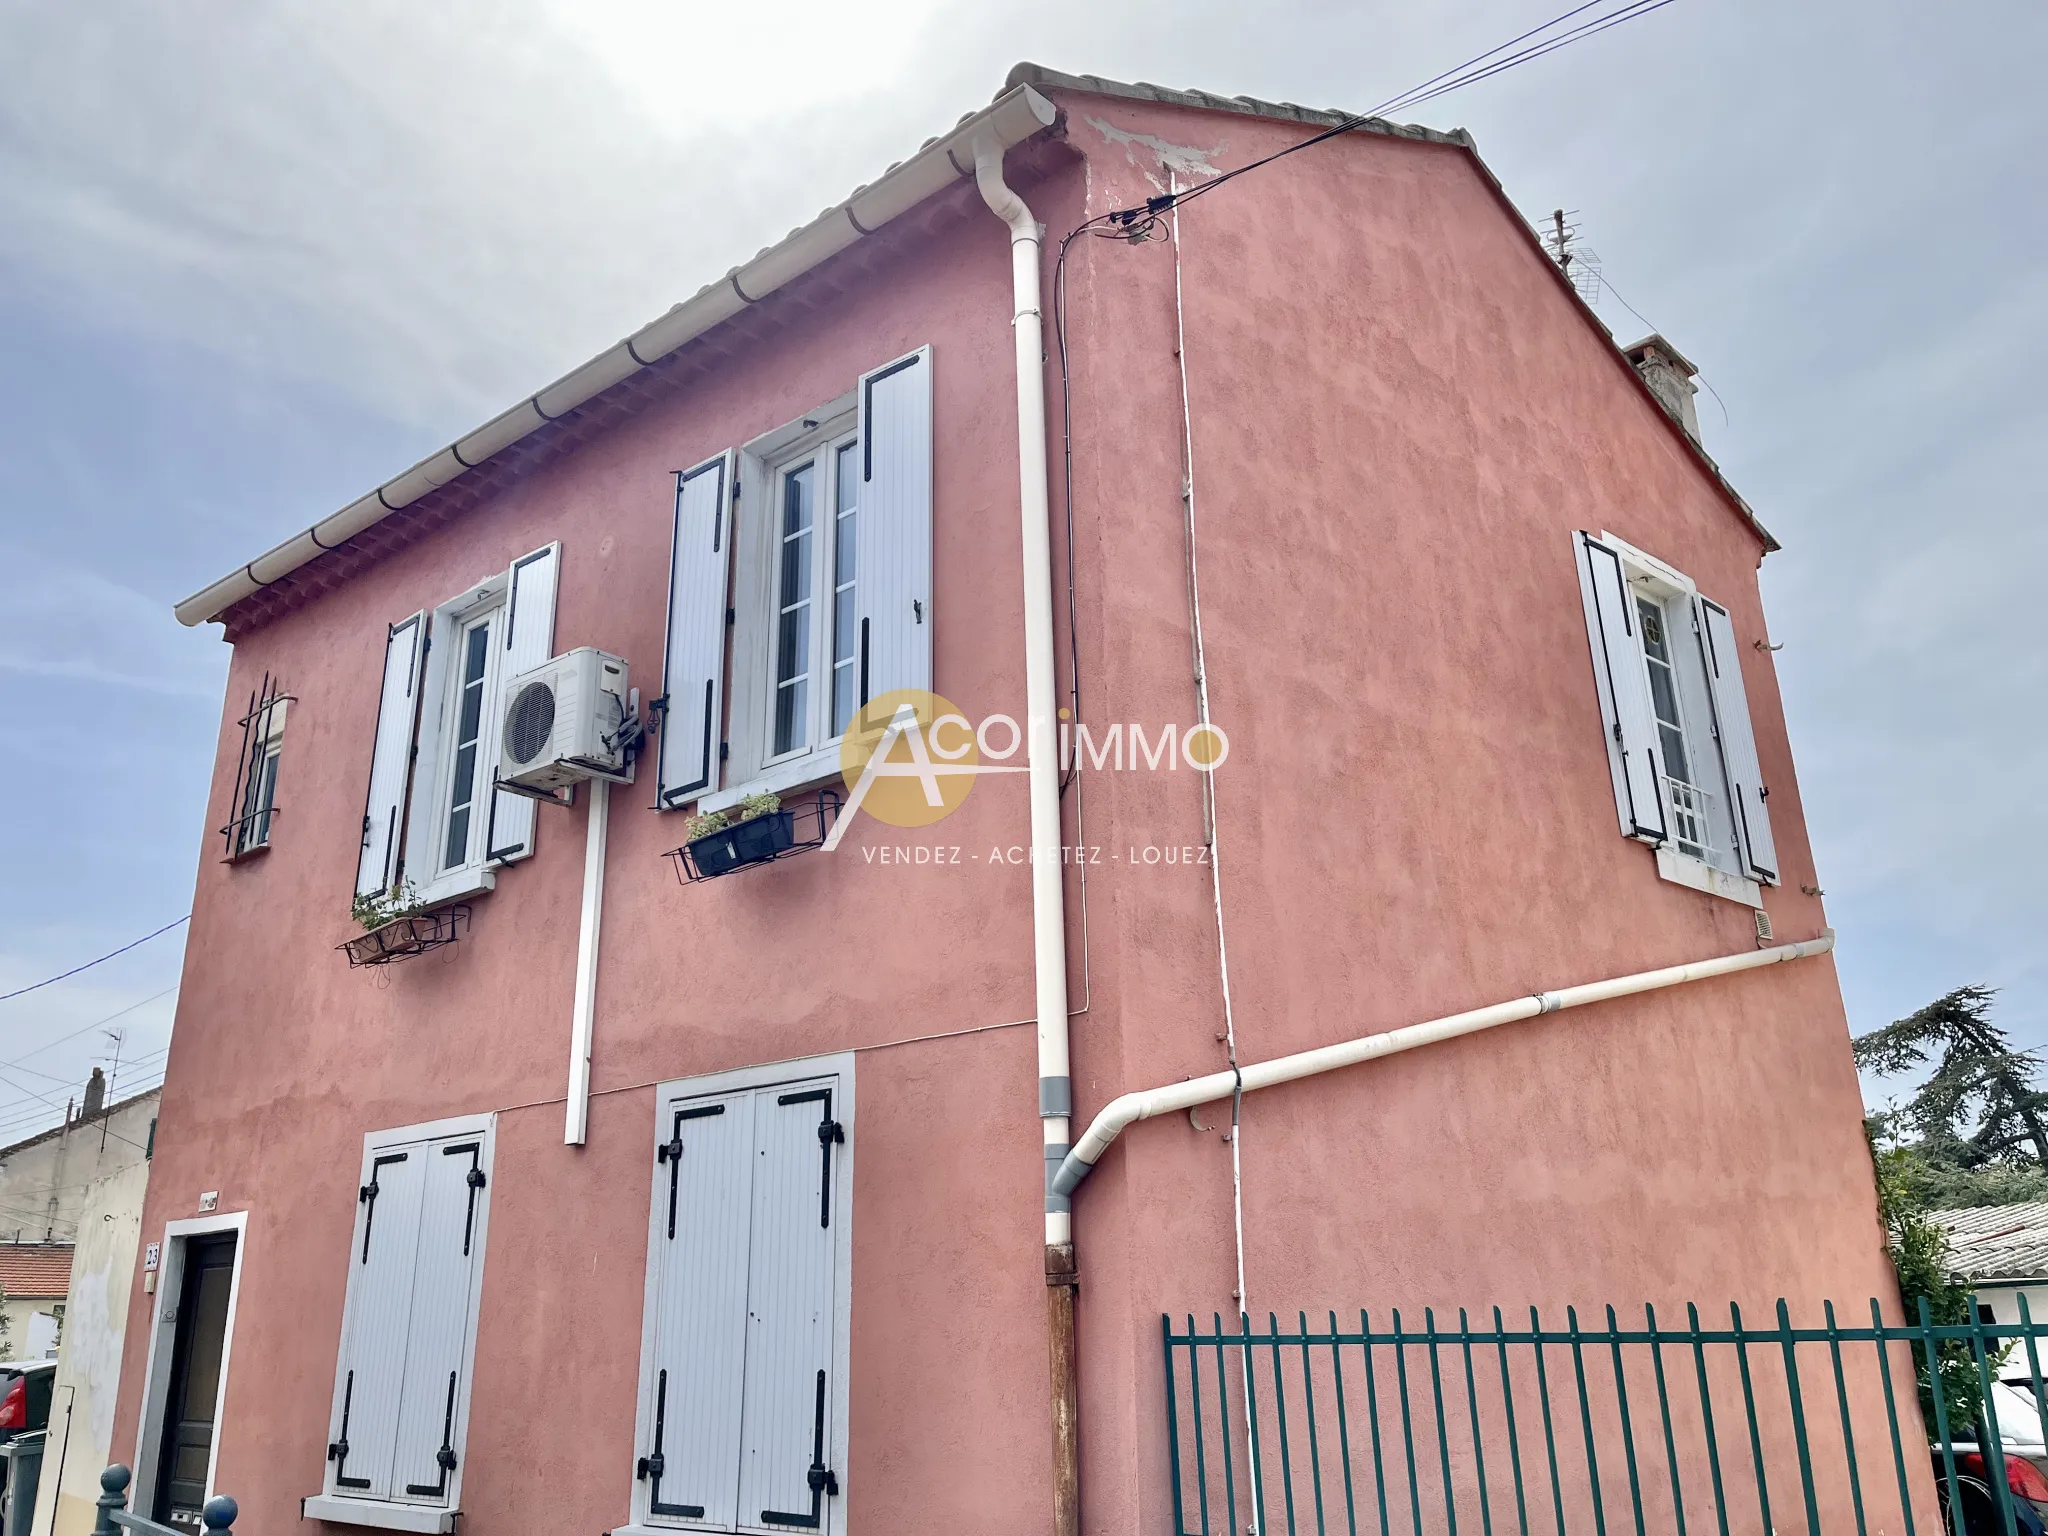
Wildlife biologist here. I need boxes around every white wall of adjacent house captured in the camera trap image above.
[1972,1283,2048,1329]
[0,1085,159,1243]
[29,1158,150,1536]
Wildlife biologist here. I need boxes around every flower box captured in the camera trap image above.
[339,906,469,968]
[686,809,797,878]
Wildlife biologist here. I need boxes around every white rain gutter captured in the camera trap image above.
[973,131,1081,1536]
[1053,930,1837,1195]
[972,134,1072,1249]
[173,85,1059,629]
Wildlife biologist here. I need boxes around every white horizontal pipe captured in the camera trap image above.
[174,84,1059,628]
[1052,930,1835,1195]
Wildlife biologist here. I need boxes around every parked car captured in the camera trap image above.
[0,1362,53,1445]
[1935,1375,2048,1536]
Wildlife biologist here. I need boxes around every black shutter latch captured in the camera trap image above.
[818,1119,845,1150]
[637,1452,665,1481]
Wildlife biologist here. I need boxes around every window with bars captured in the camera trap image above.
[221,675,292,859]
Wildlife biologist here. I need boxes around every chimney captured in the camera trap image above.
[1624,334,1702,446]
[82,1067,105,1120]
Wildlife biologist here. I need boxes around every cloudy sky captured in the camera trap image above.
[1,0,2041,1173]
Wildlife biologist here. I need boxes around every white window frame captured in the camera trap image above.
[1599,532,1763,909]
[130,1210,250,1526]
[235,697,289,855]
[304,1112,496,1536]
[614,1051,855,1536]
[707,397,860,813]
[404,575,514,906]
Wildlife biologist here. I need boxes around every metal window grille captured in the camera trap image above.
[220,673,292,858]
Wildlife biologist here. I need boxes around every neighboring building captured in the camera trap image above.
[1937,1202,2048,1324]
[30,1156,153,1536]
[0,1075,161,1244]
[116,66,1891,1536]
[0,1244,71,1360]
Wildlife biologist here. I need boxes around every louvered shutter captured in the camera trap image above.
[643,1092,756,1529]
[852,348,932,726]
[389,1138,488,1505]
[329,1145,428,1500]
[658,455,735,807]
[1575,532,1669,844]
[486,544,560,864]
[737,1079,842,1532]
[356,614,428,897]
[1694,596,1780,883]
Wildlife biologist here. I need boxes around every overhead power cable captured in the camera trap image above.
[0,917,189,1003]
[1081,0,1685,243]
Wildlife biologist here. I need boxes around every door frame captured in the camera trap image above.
[131,1211,248,1521]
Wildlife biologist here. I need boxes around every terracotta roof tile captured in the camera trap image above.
[0,1243,74,1299]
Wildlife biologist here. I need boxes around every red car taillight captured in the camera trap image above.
[0,1379,24,1431]
[1957,1450,2048,1501]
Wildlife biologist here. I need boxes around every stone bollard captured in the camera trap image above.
[200,1496,238,1535]
[93,1467,131,1536]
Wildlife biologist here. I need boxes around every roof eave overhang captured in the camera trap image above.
[174,83,1059,628]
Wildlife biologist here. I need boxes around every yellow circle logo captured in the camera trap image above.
[839,688,980,829]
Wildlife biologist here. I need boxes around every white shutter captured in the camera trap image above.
[328,1144,428,1500]
[658,455,735,807]
[852,348,932,725]
[1695,596,1780,883]
[643,1092,756,1530]
[390,1137,488,1506]
[1575,532,1669,844]
[485,544,560,864]
[737,1080,842,1533]
[356,614,427,897]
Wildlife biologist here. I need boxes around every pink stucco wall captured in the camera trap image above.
[118,90,1893,1536]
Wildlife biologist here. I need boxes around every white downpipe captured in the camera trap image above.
[564,779,610,1146]
[972,134,1073,1248]
[1052,931,1837,1192]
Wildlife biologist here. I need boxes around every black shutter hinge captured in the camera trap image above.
[467,1167,486,1190]
[656,1136,684,1165]
[808,1464,839,1498]
[637,1452,665,1481]
[1611,721,1622,745]
[913,599,923,623]
[436,1448,457,1472]
[327,1440,348,1462]
[719,740,730,761]
[726,607,736,626]
[358,1181,377,1203]
[818,1119,845,1150]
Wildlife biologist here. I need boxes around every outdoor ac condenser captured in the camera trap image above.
[498,647,632,793]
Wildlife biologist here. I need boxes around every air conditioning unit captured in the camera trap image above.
[499,648,632,793]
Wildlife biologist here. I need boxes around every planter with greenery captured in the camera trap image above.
[340,881,468,967]
[681,793,793,879]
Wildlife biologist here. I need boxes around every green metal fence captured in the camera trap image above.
[1163,1298,2048,1536]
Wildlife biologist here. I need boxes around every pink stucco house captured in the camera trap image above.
[118,65,1899,1536]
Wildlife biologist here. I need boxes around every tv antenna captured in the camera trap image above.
[1542,208,1604,305]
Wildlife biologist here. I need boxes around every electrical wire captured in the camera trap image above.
[1082,0,1686,244]
[0,918,188,1003]
[1590,271,1732,428]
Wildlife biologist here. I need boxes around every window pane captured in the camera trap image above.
[444,618,493,869]
[774,463,817,757]
[830,440,859,736]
